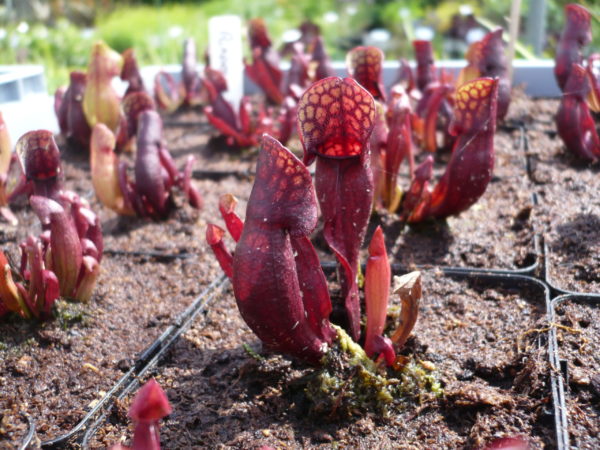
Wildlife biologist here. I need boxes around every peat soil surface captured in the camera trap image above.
[90,272,554,449]
[520,97,600,293]
[554,299,600,448]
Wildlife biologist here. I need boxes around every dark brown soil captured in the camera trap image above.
[554,299,600,448]
[0,123,253,446]
[522,98,600,293]
[89,272,554,449]
[164,110,257,175]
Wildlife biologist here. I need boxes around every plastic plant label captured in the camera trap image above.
[209,15,243,109]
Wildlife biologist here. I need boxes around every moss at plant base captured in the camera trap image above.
[306,325,442,418]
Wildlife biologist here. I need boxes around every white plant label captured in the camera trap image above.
[208,15,243,109]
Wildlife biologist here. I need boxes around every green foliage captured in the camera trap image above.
[0,1,598,94]
[95,4,208,61]
[54,299,88,330]
[543,0,600,57]
[0,18,94,93]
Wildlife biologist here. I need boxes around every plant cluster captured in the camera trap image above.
[182,19,503,224]
[554,3,600,161]
[209,72,499,346]
[200,13,504,410]
[54,40,203,219]
[90,111,202,219]
[161,19,337,149]
[343,36,502,223]
[208,129,433,413]
[194,10,513,414]
[0,131,103,319]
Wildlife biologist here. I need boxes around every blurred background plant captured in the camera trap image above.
[0,0,598,93]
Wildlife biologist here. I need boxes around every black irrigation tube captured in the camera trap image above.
[35,274,228,449]
[103,248,194,261]
[547,294,600,450]
[519,120,596,448]
[162,119,205,128]
[440,268,552,314]
[321,255,542,279]
[522,121,538,185]
[17,414,37,450]
[191,168,255,181]
[497,119,527,133]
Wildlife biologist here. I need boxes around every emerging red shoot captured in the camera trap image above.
[128,379,172,450]
[414,81,455,152]
[364,226,393,365]
[390,271,421,351]
[383,87,414,211]
[206,224,234,279]
[218,194,244,242]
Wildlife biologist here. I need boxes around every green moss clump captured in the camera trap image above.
[54,300,88,330]
[305,325,442,418]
